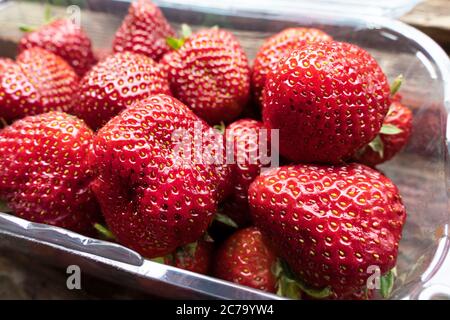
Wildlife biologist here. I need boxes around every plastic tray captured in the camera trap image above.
[0,0,449,299]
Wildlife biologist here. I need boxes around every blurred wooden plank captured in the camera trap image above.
[401,0,450,52]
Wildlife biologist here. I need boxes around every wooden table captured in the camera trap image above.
[0,0,449,300]
[401,0,450,53]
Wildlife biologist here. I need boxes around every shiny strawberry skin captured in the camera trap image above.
[72,51,170,130]
[112,0,175,61]
[0,48,79,123]
[0,112,100,234]
[213,227,277,293]
[19,19,97,76]
[90,94,229,257]
[162,28,251,124]
[164,240,214,275]
[252,28,332,107]
[263,41,391,164]
[248,163,406,297]
[354,101,413,166]
[222,119,270,226]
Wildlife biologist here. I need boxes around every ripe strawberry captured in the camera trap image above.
[222,119,271,226]
[248,163,406,297]
[90,94,230,257]
[262,41,390,163]
[354,101,412,166]
[252,28,332,107]
[164,239,214,275]
[162,28,251,124]
[213,227,278,293]
[72,51,170,130]
[0,48,79,123]
[0,112,100,234]
[19,19,97,76]
[113,0,175,61]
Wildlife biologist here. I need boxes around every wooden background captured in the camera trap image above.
[0,0,449,299]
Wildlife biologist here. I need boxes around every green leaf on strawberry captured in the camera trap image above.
[94,223,116,241]
[380,123,403,135]
[181,24,192,39]
[166,36,185,50]
[368,134,385,158]
[390,74,403,96]
[0,200,11,213]
[273,259,331,299]
[380,268,396,299]
[214,212,238,228]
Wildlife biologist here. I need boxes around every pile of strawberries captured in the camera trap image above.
[0,0,413,300]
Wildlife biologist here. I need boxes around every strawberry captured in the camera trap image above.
[213,227,278,293]
[354,101,412,166]
[248,163,406,298]
[90,94,230,257]
[252,28,332,107]
[112,0,175,61]
[164,239,214,275]
[72,51,170,130]
[222,119,271,226]
[162,27,251,124]
[0,112,100,234]
[0,48,79,123]
[262,41,390,164]
[19,19,97,77]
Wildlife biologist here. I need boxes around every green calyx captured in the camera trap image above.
[93,223,116,241]
[214,212,238,228]
[365,122,402,159]
[0,200,12,213]
[19,4,56,33]
[380,123,403,135]
[380,268,396,299]
[390,74,403,96]
[368,135,384,158]
[151,256,166,264]
[213,122,226,135]
[166,24,192,50]
[273,259,332,300]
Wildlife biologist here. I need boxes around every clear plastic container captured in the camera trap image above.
[0,0,449,299]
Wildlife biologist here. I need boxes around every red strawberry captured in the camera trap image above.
[0,112,100,234]
[354,101,412,166]
[162,28,251,124]
[262,41,390,164]
[248,163,406,298]
[213,227,278,293]
[90,94,230,257]
[113,0,175,61]
[164,239,214,275]
[72,51,170,130]
[19,19,97,76]
[0,48,79,123]
[252,28,332,107]
[222,119,271,226]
